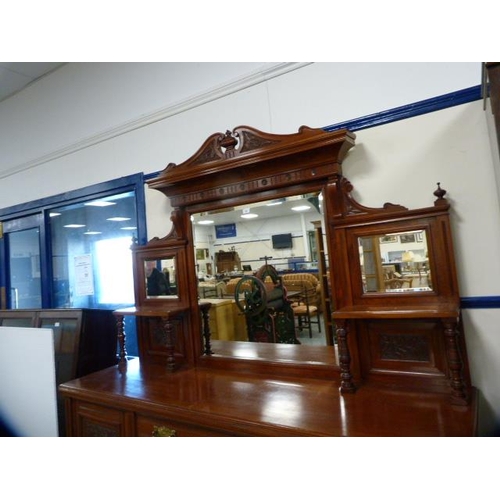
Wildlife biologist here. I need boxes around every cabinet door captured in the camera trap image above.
[37,311,83,386]
[0,310,36,328]
[73,401,132,437]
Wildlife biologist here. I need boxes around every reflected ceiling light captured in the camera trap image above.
[266,199,284,206]
[64,224,86,228]
[121,226,137,230]
[107,217,131,221]
[291,205,311,212]
[49,212,61,217]
[241,208,258,219]
[84,231,102,235]
[197,220,214,225]
[84,200,116,207]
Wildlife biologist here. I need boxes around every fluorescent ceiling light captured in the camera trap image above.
[84,201,116,207]
[241,213,258,219]
[291,205,311,212]
[198,220,214,225]
[84,231,102,235]
[107,217,131,222]
[64,224,86,228]
[121,226,137,230]
[266,201,283,206]
[49,212,61,217]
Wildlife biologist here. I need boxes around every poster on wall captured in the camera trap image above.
[74,254,94,296]
[215,223,236,238]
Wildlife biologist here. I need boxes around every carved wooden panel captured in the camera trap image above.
[74,402,129,437]
[356,319,450,391]
[379,333,430,362]
[136,316,187,366]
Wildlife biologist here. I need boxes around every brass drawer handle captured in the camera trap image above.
[152,425,177,437]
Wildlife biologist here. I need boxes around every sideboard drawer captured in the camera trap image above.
[136,414,229,437]
[73,401,133,437]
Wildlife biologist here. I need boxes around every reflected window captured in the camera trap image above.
[359,230,432,293]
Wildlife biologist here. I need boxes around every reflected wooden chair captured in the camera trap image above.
[281,274,322,338]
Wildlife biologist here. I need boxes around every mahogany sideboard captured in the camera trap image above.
[59,356,477,437]
[58,126,478,436]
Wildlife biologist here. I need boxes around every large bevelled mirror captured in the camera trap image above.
[359,230,432,293]
[192,192,331,347]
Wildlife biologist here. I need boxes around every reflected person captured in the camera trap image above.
[145,260,171,296]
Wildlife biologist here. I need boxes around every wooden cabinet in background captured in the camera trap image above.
[0,308,118,386]
[0,308,118,434]
[215,251,241,273]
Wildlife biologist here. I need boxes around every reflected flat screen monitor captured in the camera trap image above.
[272,233,293,249]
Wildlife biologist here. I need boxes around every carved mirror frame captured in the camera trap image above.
[142,125,469,402]
[146,125,354,376]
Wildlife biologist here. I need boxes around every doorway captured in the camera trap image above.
[1,214,44,309]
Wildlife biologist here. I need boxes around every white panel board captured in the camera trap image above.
[0,326,58,437]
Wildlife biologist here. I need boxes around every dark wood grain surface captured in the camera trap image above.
[60,357,477,437]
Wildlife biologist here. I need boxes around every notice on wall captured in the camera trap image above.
[74,254,94,296]
[215,223,236,238]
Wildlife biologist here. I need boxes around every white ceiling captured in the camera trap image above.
[0,62,65,103]
[192,193,322,226]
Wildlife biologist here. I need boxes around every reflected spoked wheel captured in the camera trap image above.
[234,276,267,317]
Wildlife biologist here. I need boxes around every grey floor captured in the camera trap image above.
[295,314,329,346]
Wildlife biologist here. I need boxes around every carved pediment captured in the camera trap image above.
[149,125,356,207]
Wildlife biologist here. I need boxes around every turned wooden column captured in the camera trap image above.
[442,318,469,405]
[199,302,213,355]
[115,314,127,363]
[161,316,177,372]
[336,319,356,393]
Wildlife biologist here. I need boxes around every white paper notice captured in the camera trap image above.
[74,254,94,296]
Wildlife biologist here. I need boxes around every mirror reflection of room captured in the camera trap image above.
[192,192,330,347]
[144,257,177,298]
[359,230,432,293]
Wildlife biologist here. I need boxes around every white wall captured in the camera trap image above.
[194,210,322,273]
[1,61,498,435]
[0,62,480,208]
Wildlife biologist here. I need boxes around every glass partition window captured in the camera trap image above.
[359,230,432,293]
[7,228,42,309]
[50,191,138,308]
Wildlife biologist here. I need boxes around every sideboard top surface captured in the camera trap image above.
[59,358,477,437]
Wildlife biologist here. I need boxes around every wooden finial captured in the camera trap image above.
[433,182,448,206]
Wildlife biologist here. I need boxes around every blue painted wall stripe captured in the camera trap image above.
[461,296,500,309]
[323,85,482,132]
